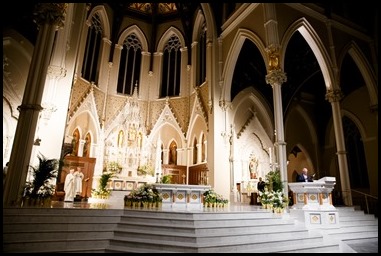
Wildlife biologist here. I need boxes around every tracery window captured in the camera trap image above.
[160,34,181,98]
[117,33,142,95]
[81,13,102,84]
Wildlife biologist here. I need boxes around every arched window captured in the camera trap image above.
[197,22,207,86]
[117,33,142,95]
[81,13,103,84]
[160,34,181,97]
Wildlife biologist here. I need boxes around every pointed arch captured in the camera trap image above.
[339,42,377,106]
[87,5,111,38]
[157,26,186,52]
[118,25,148,52]
[281,18,334,90]
[221,28,267,103]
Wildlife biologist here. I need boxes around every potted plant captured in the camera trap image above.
[91,172,115,199]
[160,174,172,184]
[22,153,59,207]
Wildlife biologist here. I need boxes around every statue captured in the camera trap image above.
[249,156,259,179]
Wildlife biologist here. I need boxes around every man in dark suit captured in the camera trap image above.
[296,167,313,182]
[257,177,266,192]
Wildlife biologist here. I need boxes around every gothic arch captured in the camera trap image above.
[339,42,378,106]
[117,25,149,52]
[285,104,318,146]
[281,18,334,90]
[157,26,186,52]
[87,5,111,38]
[229,86,273,139]
[341,110,368,141]
[192,10,205,42]
[221,28,267,103]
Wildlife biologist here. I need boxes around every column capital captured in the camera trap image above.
[33,3,68,29]
[325,89,344,103]
[265,69,287,86]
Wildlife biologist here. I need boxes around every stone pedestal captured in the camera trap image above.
[154,184,211,210]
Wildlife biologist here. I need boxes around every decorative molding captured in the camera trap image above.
[265,70,287,86]
[33,3,68,29]
[325,89,344,103]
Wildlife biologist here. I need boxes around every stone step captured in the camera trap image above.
[3,238,111,253]
[115,221,302,235]
[112,226,310,244]
[107,232,325,253]
[3,222,118,233]
[3,205,377,253]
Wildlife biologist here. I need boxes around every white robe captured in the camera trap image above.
[74,171,84,196]
[64,172,75,202]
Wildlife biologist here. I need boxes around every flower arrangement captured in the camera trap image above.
[124,183,163,208]
[272,190,288,209]
[137,163,154,177]
[258,187,274,205]
[258,169,288,212]
[203,189,229,207]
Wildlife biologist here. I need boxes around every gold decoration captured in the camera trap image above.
[162,193,170,200]
[266,44,280,71]
[177,193,184,200]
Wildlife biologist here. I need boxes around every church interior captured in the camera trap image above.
[3,3,378,214]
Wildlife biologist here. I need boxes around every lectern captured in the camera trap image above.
[288,176,339,228]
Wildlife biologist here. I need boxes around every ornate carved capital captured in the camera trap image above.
[33,3,68,29]
[265,69,287,86]
[47,65,66,79]
[325,89,344,103]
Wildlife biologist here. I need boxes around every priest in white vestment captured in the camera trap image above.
[64,169,75,201]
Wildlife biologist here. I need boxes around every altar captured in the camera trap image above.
[153,184,211,210]
[288,176,339,229]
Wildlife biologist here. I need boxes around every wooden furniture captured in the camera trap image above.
[61,156,96,198]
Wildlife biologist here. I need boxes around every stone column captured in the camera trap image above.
[3,3,67,206]
[265,48,288,196]
[325,89,352,206]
